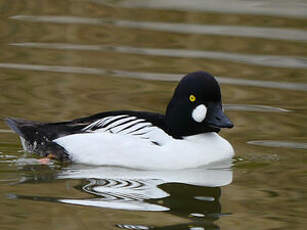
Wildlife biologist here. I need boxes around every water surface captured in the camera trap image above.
[0,0,306,229]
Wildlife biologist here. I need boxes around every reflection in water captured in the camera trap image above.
[58,164,233,186]
[1,63,307,91]
[8,164,232,229]
[57,165,232,211]
[68,178,224,230]
[11,15,307,41]
[116,224,151,230]
[65,162,232,229]
[60,178,169,211]
[11,42,307,69]
[116,184,222,230]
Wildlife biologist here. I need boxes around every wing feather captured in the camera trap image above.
[81,114,172,145]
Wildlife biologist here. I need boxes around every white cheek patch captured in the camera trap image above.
[192,104,207,123]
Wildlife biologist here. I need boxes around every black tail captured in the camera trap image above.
[5,117,70,161]
[5,118,42,139]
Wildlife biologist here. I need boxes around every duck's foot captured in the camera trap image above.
[37,153,56,164]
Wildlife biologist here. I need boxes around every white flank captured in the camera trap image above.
[54,132,234,170]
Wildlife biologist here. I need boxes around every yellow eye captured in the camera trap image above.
[189,94,196,102]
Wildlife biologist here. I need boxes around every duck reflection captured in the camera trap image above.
[148,184,222,230]
[58,163,232,230]
[114,182,223,230]
[9,161,232,230]
[159,183,221,220]
[63,177,169,211]
[67,178,222,217]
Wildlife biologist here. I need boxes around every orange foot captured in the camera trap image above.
[37,158,50,164]
[37,153,56,164]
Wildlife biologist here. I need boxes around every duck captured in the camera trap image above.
[5,71,234,170]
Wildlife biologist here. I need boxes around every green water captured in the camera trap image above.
[0,1,306,229]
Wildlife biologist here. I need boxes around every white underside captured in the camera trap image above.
[54,131,234,170]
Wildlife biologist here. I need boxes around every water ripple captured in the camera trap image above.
[109,0,307,19]
[0,129,14,133]
[248,140,307,149]
[11,15,307,41]
[11,42,307,69]
[0,62,307,91]
[224,104,290,112]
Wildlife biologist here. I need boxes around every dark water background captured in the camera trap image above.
[0,1,307,229]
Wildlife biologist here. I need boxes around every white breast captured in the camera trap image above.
[54,132,234,170]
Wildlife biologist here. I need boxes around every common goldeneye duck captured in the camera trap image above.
[5,71,234,170]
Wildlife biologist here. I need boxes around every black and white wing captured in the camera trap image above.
[80,112,173,146]
[4,111,173,159]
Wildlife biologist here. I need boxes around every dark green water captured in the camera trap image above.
[0,1,307,229]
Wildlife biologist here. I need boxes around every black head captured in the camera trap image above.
[165,71,233,138]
